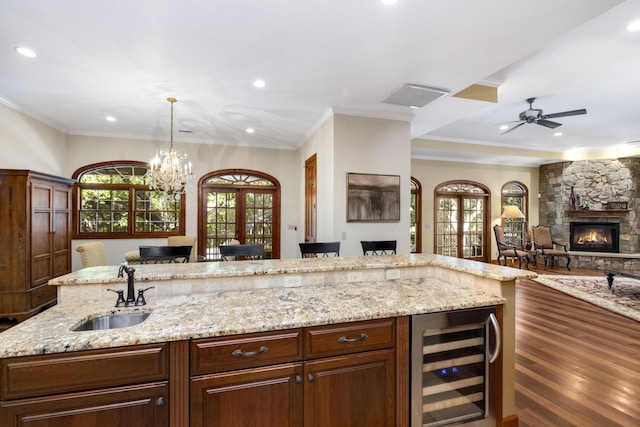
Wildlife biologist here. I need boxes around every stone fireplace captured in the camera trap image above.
[539,158,640,269]
[569,222,619,253]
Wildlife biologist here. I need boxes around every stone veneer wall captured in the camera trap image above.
[539,158,640,269]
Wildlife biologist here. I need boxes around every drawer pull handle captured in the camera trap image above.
[296,374,303,384]
[338,333,368,343]
[307,373,314,382]
[232,345,268,357]
[155,397,165,407]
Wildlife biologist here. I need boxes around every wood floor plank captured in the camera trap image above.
[515,266,640,427]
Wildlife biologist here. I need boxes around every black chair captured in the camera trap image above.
[299,242,340,258]
[219,243,264,261]
[139,245,192,264]
[361,240,397,255]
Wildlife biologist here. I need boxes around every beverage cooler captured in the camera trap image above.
[411,307,501,427]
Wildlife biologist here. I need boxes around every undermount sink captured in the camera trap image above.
[72,312,151,331]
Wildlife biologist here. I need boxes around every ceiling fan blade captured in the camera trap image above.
[500,121,525,135]
[544,108,587,119]
[536,119,562,129]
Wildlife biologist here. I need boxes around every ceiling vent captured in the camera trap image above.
[383,84,450,108]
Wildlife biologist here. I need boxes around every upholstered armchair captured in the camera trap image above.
[531,225,571,270]
[75,241,107,268]
[493,224,530,269]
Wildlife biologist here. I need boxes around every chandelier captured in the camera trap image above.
[147,97,194,197]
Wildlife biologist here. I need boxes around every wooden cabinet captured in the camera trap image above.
[0,169,74,330]
[303,319,396,427]
[190,319,396,427]
[0,343,169,426]
[0,318,405,426]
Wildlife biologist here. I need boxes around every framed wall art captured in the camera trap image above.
[346,173,400,222]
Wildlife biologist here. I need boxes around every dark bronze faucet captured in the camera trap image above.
[109,263,154,307]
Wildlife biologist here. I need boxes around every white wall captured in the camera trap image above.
[333,114,412,256]
[298,113,412,257]
[65,134,301,268]
[0,103,67,174]
[411,158,540,261]
[297,114,335,246]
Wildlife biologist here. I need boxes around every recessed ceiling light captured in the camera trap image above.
[246,128,255,134]
[15,46,37,58]
[627,19,640,32]
[381,0,399,5]
[253,79,266,88]
[105,116,117,122]
[499,125,509,130]
[554,132,563,137]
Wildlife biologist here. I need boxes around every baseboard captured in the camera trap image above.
[502,415,519,427]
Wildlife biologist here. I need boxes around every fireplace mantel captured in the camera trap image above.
[567,209,629,218]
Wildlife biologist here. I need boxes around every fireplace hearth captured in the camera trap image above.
[570,222,619,253]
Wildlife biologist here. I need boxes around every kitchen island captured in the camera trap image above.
[0,254,535,426]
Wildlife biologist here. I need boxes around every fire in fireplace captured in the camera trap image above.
[570,222,619,253]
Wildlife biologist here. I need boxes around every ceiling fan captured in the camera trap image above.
[501,97,587,135]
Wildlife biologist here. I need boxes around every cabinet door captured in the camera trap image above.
[304,349,395,427]
[190,363,303,427]
[0,382,168,427]
[51,184,72,278]
[31,181,54,288]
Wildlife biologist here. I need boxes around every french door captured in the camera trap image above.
[199,170,280,260]
[435,181,489,262]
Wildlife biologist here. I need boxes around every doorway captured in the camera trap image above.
[198,170,281,260]
[434,181,489,262]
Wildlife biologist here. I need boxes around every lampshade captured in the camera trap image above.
[501,205,525,219]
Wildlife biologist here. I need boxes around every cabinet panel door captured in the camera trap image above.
[191,363,303,427]
[31,182,53,288]
[0,382,168,427]
[304,349,395,427]
[52,185,71,278]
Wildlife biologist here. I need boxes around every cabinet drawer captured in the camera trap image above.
[30,284,56,309]
[1,343,168,400]
[191,329,302,375]
[304,318,395,359]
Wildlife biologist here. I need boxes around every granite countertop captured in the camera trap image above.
[50,254,537,286]
[0,277,506,358]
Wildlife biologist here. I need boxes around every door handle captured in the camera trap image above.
[488,312,501,364]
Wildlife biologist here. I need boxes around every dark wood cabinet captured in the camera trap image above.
[0,343,169,426]
[0,382,168,427]
[1,319,404,426]
[190,319,396,427]
[0,170,74,330]
[304,349,395,427]
[191,363,304,427]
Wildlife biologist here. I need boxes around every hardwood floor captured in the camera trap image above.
[515,265,640,426]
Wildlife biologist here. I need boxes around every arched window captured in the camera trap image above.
[434,181,490,261]
[72,161,185,238]
[410,177,422,253]
[501,181,529,247]
[199,169,281,260]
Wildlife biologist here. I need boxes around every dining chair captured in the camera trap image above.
[361,240,397,255]
[139,245,192,264]
[219,243,265,261]
[299,242,340,258]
